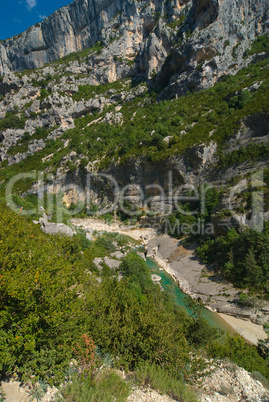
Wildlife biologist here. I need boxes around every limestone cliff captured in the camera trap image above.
[0,0,268,96]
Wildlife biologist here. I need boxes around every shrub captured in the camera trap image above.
[252,370,268,388]
[57,369,130,402]
[134,361,197,401]
[208,333,269,379]
[196,227,269,291]
[119,252,155,295]
[228,90,251,109]
[0,113,25,130]
[244,34,269,57]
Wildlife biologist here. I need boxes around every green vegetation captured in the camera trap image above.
[1,206,268,390]
[1,39,268,181]
[32,74,54,88]
[244,33,269,57]
[209,333,269,379]
[227,89,251,109]
[57,346,131,402]
[0,111,25,130]
[7,126,58,156]
[0,33,269,396]
[57,370,130,401]
[134,361,197,401]
[72,79,129,101]
[167,15,186,30]
[119,252,156,296]
[166,186,223,237]
[0,206,191,384]
[196,226,269,292]
[49,41,104,66]
[218,142,269,167]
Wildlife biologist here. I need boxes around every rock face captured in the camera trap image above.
[159,0,269,96]
[0,0,268,95]
[0,0,125,73]
[0,0,176,76]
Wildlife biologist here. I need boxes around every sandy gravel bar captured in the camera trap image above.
[219,313,268,344]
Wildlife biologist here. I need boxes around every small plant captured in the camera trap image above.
[0,112,26,130]
[0,386,5,402]
[244,33,269,57]
[167,15,186,30]
[74,334,96,374]
[252,370,269,388]
[56,369,130,402]
[28,382,48,401]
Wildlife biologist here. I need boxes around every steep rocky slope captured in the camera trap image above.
[0,0,268,96]
[0,0,268,245]
[0,44,268,222]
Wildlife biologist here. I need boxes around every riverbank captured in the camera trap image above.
[145,234,268,346]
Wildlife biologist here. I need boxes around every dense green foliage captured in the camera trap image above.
[218,142,269,167]
[209,333,269,379]
[1,207,269,389]
[119,252,156,296]
[196,226,269,291]
[57,57,269,170]
[166,186,223,237]
[0,207,192,383]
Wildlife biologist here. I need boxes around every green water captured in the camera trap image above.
[146,258,232,332]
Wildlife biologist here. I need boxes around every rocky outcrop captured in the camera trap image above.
[200,359,269,401]
[35,213,75,237]
[0,0,124,74]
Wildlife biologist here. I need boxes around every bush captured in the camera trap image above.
[0,112,25,130]
[208,333,269,379]
[134,361,197,401]
[57,369,130,402]
[228,90,251,109]
[244,34,269,56]
[119,252,155,296]
[252,370,268,389]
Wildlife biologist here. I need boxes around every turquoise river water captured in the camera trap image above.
[146,258,233,332]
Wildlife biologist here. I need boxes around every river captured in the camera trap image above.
[146,257,234,332]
